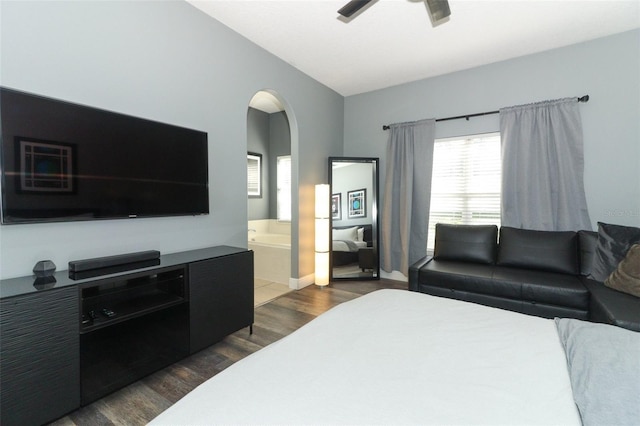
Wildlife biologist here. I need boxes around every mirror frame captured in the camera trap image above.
[329,157,380,281]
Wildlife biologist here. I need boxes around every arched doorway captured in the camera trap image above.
[247,90,294,306]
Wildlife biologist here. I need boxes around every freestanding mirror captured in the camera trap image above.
[329,157,379,280]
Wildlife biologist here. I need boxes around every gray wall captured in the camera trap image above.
[247,108,291,221]
[268,111,291,219]
[2,2,635,281]
[247,108,270,220]
[344,29,640,245]
[0,1,344,279]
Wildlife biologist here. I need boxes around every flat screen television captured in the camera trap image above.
[0,87,209,224]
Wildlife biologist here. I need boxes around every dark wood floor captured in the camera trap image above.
[51,279,407,425]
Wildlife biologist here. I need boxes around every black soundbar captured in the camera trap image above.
[69,258,161,280]
[69,250,161,272]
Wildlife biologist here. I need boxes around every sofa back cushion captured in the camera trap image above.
[497,227,579,274]
[433,224,498,264]
[578,230,598,276]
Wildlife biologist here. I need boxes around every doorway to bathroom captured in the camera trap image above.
[247,90,293,306]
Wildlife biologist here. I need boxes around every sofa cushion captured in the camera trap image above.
[519,301,588,320]
[581,277,640,332]
[605,244,640,298]
[578,230,598,276]
[418,260,520,299]
[433,224,498,264]
[416,285,526,314]
[493,266,589,310]
[497,227,578,274]
[589,222,640,282]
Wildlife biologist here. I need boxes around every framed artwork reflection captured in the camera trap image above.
[331,193,341,220]
[17,137,76,193]
[347,188,366,218]
[247,152,262,198]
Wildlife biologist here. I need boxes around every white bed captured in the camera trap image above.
[332,239,367,252]
[150,289,599,425]
[332,226,370,268]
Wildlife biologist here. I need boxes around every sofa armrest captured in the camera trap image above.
[409,255,433,292]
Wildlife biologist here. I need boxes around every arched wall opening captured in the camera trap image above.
[246,89,302,303]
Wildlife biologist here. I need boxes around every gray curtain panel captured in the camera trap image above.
[500,98,591,231]
[381,118,435,274]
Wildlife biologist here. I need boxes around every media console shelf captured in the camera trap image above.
[79,266,186,333]
[0,246,253,426]
[79,265,191,404]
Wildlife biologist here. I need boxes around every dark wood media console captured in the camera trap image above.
[0,246,253,426]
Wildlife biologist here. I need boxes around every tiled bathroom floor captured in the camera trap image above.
[254,278,291,307]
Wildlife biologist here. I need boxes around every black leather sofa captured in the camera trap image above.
[409,224,640,331]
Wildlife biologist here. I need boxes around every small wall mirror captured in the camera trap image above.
[329,157,379,280]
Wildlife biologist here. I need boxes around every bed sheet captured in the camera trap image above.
[332,239,367,252]
[150,289,580,425]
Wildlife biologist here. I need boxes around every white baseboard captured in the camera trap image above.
[381,270,408,282]
[289,273,315,290]
[290,271,406,288]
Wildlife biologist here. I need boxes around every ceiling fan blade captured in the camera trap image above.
[425,0,451,22]
[338,0,373,18]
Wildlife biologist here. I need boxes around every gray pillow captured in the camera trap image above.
[555,318,640,426]
[589,222,640,282]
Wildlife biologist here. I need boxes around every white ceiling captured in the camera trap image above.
[248,90,285,113]
[188,0,640,98]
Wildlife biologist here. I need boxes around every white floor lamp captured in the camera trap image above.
[315,184,330,286]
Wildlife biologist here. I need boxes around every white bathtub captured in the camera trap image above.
[248,232,291,286]
[249,233,291,246]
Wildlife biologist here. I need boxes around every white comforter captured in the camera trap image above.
[150,290,580,425]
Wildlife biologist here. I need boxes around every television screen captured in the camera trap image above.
[0,87,209,224]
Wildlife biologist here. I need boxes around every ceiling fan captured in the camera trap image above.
[338,0,451,25]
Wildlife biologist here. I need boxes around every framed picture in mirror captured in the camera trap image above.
[332,193,341,220]
[347,189,366,218]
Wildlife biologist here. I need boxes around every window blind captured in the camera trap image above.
[427,133,501,251]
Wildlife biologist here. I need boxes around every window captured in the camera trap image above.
[427,133,501,252]
[247,152,262,198]
[277,155,292,221]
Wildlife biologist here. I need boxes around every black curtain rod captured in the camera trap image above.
[382,95,589,130]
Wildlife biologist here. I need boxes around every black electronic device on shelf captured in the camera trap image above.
[68,250,161,279]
